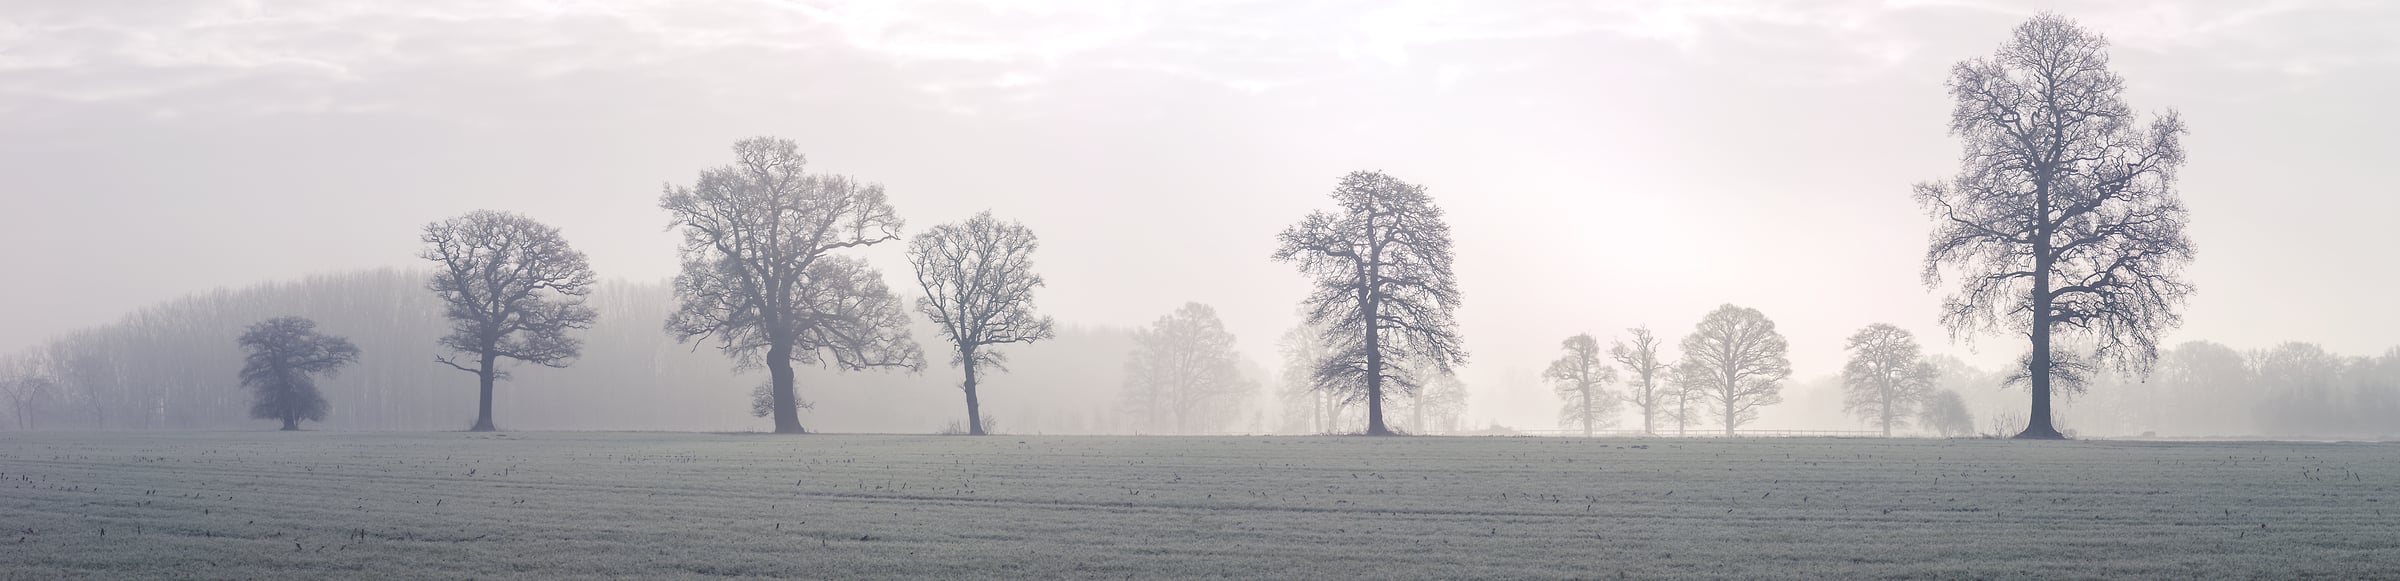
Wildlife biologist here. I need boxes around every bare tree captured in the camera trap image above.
[1609,326,1672,436]
[1841,324,1941,437]
[1272,171,1467,436]
[0,353,55,430]
[236,317,360,431]
[1917,13,2196,439]
[1675,304,1791,436]
[908,211,1057,436]
[1544,333,1619,436]
[1123,303,1251,434]
[420,210,598,432]
[662,137,926,434]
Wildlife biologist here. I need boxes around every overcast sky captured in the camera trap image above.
[4,0,2396,427]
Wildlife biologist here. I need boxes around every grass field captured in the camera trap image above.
[3,432,2396,579]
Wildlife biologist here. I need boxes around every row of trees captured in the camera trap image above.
[0,269,1283,433]
[1542,306,1796,437]
[0,137,1293,435]
[0,14,2303,440]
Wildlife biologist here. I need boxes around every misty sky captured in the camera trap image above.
[4,1,2397,427]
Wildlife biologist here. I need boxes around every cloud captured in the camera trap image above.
[1,0,2394,125]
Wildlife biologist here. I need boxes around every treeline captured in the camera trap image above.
[0,269,1287,434]
[2058,342,2400,438]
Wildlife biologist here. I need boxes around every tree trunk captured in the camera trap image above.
[1724,368,1738,437]
[281,412,298,431]
[1362,297,1391,437]
[766,343,805,434]
[963,355,985,436]
[1581,386,1593,437]
[1882,381,1894,438]
[469,353,498,432]
[1641,379,1654,437]
[2020,261,2065,439]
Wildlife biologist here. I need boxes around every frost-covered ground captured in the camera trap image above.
[3,432,2396,579]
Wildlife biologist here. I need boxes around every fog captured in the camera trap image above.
[4,0,2399,437]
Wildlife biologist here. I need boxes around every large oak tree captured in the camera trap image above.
[1917,14,2196,439]
[1675,304,1791,436]
[421,210,598,432]
[662,137,925,434]
[1272,171,1466,436]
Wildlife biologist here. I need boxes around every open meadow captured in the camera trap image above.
[3,432,2397,579]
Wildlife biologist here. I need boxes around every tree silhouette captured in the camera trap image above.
[1675,305,1791,436]
[1544,333,1618,437]
[0,353,55,430]
[661,137,926,433]
[1841,324,1941,437]
[1122,303,1252,434]
[421,210,598,432]
[236,317,359,431]
[1610,326,1673,436]
[908,211,1056,436]
[1917,13,2196,439]
[1273,171,1466,436]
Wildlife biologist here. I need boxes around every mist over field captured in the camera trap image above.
[5,1,2400,578]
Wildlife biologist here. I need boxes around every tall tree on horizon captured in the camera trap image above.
[1272,171,1466,436]
[1675,304,1791,436]
[662,136,926,434]
[1840,323,1941,437]
[908,211,1057,436]
[1545,333,1619,437]
[236,317,359,431]
[421,210,598,432]
[1917,13,2196,439]
[1610,326,1672,436]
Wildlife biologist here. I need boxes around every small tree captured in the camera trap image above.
[1123,303,1251,434]
[421,210,598,432]
[1610,326,1672,436]
[1544,333,1619,436]
[236,317,360,431]
[1918,389,1976,438]
[662,137,926,433]
[1273,171,1467,436]
[1840,323,1941,437]
[1675,305,1791,436]
[0,353,55,430]
[908,211,1056,436]
[1917,14,2196,439]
